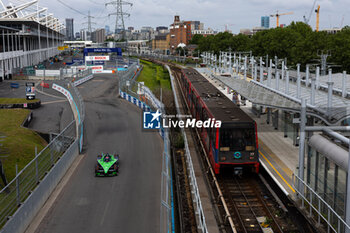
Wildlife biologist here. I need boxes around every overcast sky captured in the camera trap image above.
[36,0,350,33]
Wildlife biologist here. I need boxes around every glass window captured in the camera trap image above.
[219,128,255,151]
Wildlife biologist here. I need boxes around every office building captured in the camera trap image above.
[105,25,110,35]
[65,18,74,40]
[261,16,270,29]
[91,29,106,43]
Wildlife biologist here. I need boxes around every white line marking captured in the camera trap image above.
[100,200,111,225]
[41,100,68,105]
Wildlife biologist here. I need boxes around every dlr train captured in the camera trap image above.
[179,68,259,174]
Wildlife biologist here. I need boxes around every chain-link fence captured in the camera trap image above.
[0,120,76,227]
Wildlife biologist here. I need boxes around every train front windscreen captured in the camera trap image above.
[218,125,257,163]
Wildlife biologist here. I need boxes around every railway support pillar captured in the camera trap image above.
[311,77,316,105]
[342,71,347,98]
[327,69,334,117]
[293,113,300,147]
[281,61,285,82]
[259,57,263,83]
[254,104,262,118]
[297,64,301,99]
[251,56,254,79]
[269,59,273,86]
[285,71,289,95]
[316,66,320,89]
[283,111,288,138]
[254,63,257,81]
[275,70,280,90]
[306,65,310,87]
[244,56,247,79]
[297,98,307,197]
[272,110,279,130]
[266,108,271,124]
[229,53,232,75]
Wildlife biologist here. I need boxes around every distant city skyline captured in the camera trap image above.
[39,0,349,34]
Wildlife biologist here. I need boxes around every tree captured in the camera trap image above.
[195,21,350,72]
[189,34,204,45]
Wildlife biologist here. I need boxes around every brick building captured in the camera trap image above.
[169,16,192,54]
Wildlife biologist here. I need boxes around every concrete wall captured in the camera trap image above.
[0,140,79,233]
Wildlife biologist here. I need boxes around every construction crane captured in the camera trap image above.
[270,11,294,27]
[223,24,235,32]
[303,0,317,25]
[315,5,320,32]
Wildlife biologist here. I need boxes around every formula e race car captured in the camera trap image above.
[95,153,120,176]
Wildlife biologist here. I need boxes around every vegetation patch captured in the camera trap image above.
[0,109,47,182]
[0,98,39,104]
[137,60,171,92]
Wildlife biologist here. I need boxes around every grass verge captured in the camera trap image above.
[0,98,39,104]
[137,60,171,92]
[0,109,47,182]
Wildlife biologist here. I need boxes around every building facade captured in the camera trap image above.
[0,19,64,81]
[80,30,88,41]
[65,18,74,40]
[169,16,191,54]
[75,32,80,40]
[91,28,106,43]
[105,25,110,35]
[261,16,270,29]
[127,40,149,54]
[191,28,218,37]
[152,34,170,54]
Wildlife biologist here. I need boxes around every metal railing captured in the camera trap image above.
[0,120,76,227]
[166,65,208,233]
[130,52,186,63]
[0,60,87,228]
[12,66,93,81]
[293,173,350,233]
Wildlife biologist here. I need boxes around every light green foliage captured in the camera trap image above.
[137,60,171,91]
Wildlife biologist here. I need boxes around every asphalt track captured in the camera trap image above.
[34,74,163,233]
[0,80,72,133]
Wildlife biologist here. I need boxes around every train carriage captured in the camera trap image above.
[179,68,259,174]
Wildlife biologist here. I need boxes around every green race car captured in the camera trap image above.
[95,153,120,176]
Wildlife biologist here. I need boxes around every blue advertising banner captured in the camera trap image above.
[83,48,122,56]
[92,61,105,65]
[72,58,84,63]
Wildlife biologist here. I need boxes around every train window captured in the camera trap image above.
[219,128,255,151]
